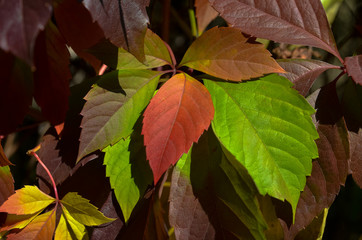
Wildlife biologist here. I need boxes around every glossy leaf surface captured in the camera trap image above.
[142,73,214,183]
[345,55,362,85]
[180,27,284,81]
[204,74,319,214]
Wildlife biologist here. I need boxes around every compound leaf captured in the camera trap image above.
[54,206,88,240]
[345,55,362,85]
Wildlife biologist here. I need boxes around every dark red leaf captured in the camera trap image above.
[209,0,343,62]
[53,0,105,69]
[278,59,340,96]
[0,51,33,135]
[0,0,52,65]
[344,55,362,85]
[33,22,71,125]
[349,131,362,188]
[82,0,150,62]
[142,73,214,183]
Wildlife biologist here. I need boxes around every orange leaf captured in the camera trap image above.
[142,73,214,183]
[0,144,13,167]
[195,0,219,34]
[180,27,285,81]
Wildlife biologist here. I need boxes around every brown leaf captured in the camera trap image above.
[195,0,219,34]
[344,55,362,85]
[0,166,14,205]
[349,131,362,188]
[0,144,13,167]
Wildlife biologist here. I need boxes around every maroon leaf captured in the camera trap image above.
[278,59,340,96]
[33,22,71,126]
[0,0,52,65]
[0,51,33,135]
[210,0,343,62]
[344,55,362,85]
[82,0,150,62]
[349,131,362,188]
[53,0,105,70]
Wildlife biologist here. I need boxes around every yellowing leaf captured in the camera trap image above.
[6,209,56,240]
[61,192,115,226]
[54,206,88,240]
[0,185,55,215]
[180,27,284,81]
[1,212,41,232]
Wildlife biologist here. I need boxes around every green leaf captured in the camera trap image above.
[204,74,319,216]
[61,192,115,226]
[103,118,153,222]
[54,205,88,240]
[0,185,55,215]
[77,69,160,161]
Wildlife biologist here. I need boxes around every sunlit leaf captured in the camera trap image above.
[142,73,214,183]
[210,0,342,62]
[0,186,54,215]
[195,0,219,34]
[54,206,88,240]
[204,74,319,215]
[61,192,115,226]
[180,27,284,81]
[345,55,362,85]
[1,212,40,232]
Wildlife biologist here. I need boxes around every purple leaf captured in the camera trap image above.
[278,59,340,96]
[210,0,343,62]
[349,131,362,188]
[344,55,362,85]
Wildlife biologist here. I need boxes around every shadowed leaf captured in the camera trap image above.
[278,59,340,96]
[350,131,362,188]
[209,0,342,62]
[54,206,88,240]
[0,166,14,205]
[142,73,214,183]
[345,55,362,85]
[0,212,40,232]
[180,27,284,81]
[204,74,319,215]
[0,144,13,167]
[195,0,219,34]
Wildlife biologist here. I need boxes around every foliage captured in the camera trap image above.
[0,0,361,239]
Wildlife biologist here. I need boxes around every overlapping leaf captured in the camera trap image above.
[0,166,14,205]
[78,70,160,161]
[0,0,52,65]
[209,0,342,62]
[195,0,219,34]
[82,0,150,62]
[0,186,54,215]
[180,27,284,81]
[54,206,88,240]
[349,130,362,188]
[345,55,362,85]
[1,212,41,232]
[204,74,319,215]
[142,73,214,183]
[278,59,340,96]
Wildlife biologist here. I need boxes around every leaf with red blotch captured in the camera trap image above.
[0,0,52,65]
[195,0,219,34]
[350,131,362,188]
[0,186,55,215]
[283,120,349,239]
[0,166,14,205]
[6,209,56,240]
[179,27,284,81]
[53,0,105,70]
[0,51,33,135]
[345,55,362,85]
[277,59,340,96]
[210,0,343,62]
[33,22,71,126]
[82,0,150,62]
[142,73,214,183]
[0,144,13,167]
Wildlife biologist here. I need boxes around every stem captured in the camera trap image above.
[28,149,59,202]
[188,8,198,38]
[98,64,108,75]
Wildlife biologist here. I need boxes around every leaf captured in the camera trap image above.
[0,0,52,65]
[195,0,219,34]
[204,74,319,215]
[6,209,56,240]
[103,119,153,222]
[61,192,115,226]
[180,27,284,81]
[349,130,362,188]
[1,212,40,232]
[0,166,14,205]
[345,55,362,85]
[0,144,13,167]
[78,70,160,161]
[209,0,342,62]
[0,186,54,215]
[277,59,340,96]
[82,0,150,62]
[33,21,71,125]
[54,206,88,240]
[142,73,214,183]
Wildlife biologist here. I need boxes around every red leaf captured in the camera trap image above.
[345,55,362,85]
[53,0,105,70]
[82,0,150,62]
[350,131,362,188]
[210,0,343,62]
[33,22,71,125]
[195,0,219,34]
[278,59,340,96]
[0,0,52,65]
[142,73,214,183]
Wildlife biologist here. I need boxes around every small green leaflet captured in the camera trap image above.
[204,74,319,217]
